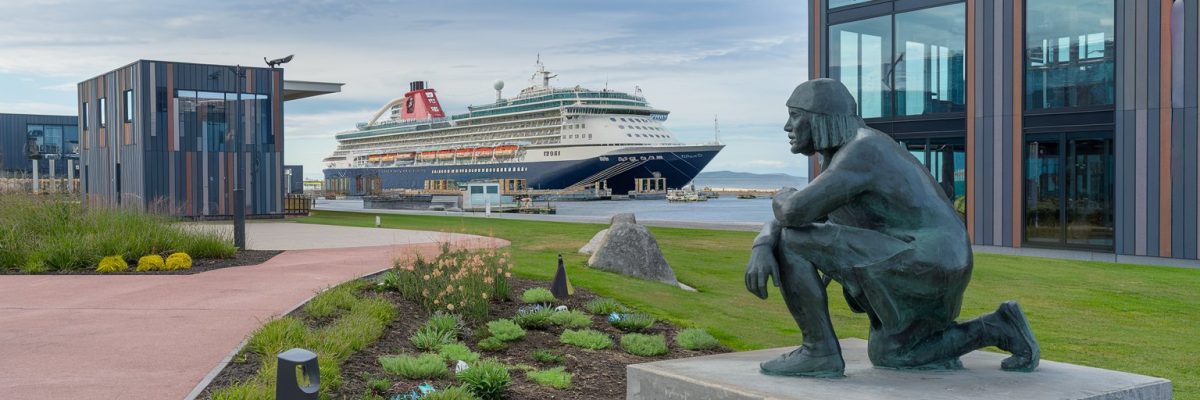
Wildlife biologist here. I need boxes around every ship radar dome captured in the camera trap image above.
[493,80,505,91]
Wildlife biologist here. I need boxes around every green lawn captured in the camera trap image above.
[299,211,1200,398]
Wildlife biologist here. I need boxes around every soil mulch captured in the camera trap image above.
[0,250,283,275]
[203,278,727,399]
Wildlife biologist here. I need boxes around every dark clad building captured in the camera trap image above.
[78,60,285,217]
[0,113,79,175]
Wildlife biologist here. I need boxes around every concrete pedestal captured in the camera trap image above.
[627,339,1171,400]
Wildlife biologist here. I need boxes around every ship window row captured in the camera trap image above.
[627,133,669,139]
[610,117,655,123]
[432,167,529,174]
[564,123,586,129]
[342,129,560,152]
[618,125,663,131]
[346,120,560,147]
[468,91,645,113]
[563,134,593,140]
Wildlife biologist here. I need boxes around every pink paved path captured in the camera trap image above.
[0,224,506,400]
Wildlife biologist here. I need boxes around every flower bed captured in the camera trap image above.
[202,250,727,400]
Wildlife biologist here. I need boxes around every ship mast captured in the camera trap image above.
[531,54,557,89]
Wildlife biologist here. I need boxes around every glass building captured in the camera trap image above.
[810,0,1200,261]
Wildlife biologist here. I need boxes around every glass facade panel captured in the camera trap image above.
[830,16,892,118]
[901,136,967,215]
[1065,137,1113,246]
[1025,0,1115,109]
[829,0,872,8]
[175,90,273,152]
[26,124,77,157]
[1025,136,1062,243]
[896,3,966,116]
[1024,132,1113,248]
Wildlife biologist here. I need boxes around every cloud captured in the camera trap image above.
[0,0,809,176]
[0,102,77,115]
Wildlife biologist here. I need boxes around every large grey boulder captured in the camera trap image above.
[587,214,678,285]
[579,228,608,255]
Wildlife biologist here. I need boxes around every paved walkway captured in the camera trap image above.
[0,222,507,400]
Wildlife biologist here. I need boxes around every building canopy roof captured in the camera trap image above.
[283,80,343,101]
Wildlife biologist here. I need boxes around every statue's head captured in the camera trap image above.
[784,78,862,156]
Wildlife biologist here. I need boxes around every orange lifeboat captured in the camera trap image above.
[418,151,437,161]
[397,152,415,161]
[473,147,493,158]
[380,153,397,163]
[437,149,454,160]
[493,145,519,157]
[455,148,473,159]
[367,154,383,163]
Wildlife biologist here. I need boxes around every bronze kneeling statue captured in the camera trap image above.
[744,79,1039,377]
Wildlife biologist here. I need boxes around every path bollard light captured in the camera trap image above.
[276,348,319,400]
[375,215,381,227]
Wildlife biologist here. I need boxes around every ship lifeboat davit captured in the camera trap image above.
[493,145,519,158]
[437,149,454,160]
[473,147,493,158]
[418,151,437,161]
[455,148,474,159]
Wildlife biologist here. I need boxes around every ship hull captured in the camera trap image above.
[323,145,722,195]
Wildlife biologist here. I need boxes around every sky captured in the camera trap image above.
[0,0,809,180]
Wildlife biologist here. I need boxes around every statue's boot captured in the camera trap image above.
[760,345,845,378]
[994,301,1040,372]
[761,295,844,377]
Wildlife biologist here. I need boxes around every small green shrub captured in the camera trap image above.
[548,310,592,329]
[559,329,612,350]
[513,307,554,330]
[304,284,360,319]
[457,358,511,400]
[476,336,507,352]
[246,317,308,356]
[438,343,481,363]
[675,328,721,350]
[411,326,457,351]
[20,257,47,274]
[424,385,480,400]
[610,313,655,332]
[486,319,526,342]
[210,380,272,400]
[96,255,127,273]
[165,252,192,270]
[583,298,625,315]
[426,312,463,338]
[621,333,669,356]
[531,349,564,364]
[521,288,556,304]
[379,353,449,379]
[390,248,512,321]
[526,366,572,389]
[367,377,391,393]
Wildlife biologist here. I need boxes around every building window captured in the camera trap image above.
[99,98,107,127]
[82,102,89,130]
[829,0,872,9]
[1025,0,1115,110]
[123,90,134,123]
[1024,131,1114,248]
[895,3,966,116]
[830,15,892,118]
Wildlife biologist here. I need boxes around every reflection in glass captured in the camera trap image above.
[1025,137,1062,243]
[830,15,892,118]
[901,137,966,214]
[896,3,966,115]
[1024,132,1113,248]
[829,0,872,8]
[1025,0,1115,109]
[1066,138,1113,246]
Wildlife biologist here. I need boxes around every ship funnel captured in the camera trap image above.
[409,81,427,91]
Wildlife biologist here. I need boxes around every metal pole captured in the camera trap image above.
[234,65,246,250]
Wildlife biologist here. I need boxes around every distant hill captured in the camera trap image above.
[689,171,807,190]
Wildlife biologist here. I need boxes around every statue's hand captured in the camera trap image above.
[745,246,781,300]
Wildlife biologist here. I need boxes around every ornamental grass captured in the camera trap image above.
[388,245,512,320]
[0,194,234,272]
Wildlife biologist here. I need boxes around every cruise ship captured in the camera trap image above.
[322,62,724,196]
